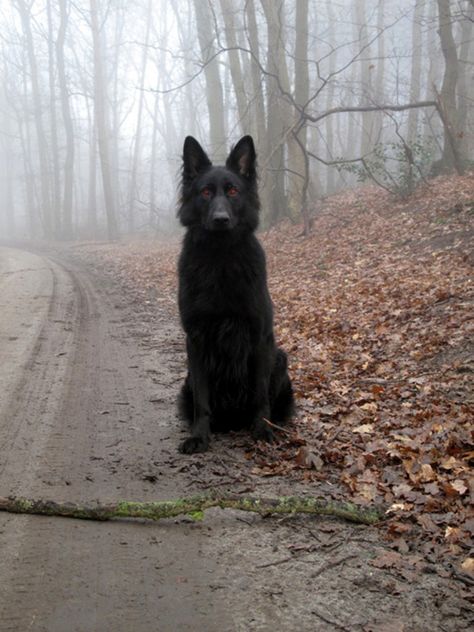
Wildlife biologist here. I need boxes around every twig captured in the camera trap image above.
[0,492,386,525]
[311,553,357,578]
[257,556,294,569]
[263,417,292,436]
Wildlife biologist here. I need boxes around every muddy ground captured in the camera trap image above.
[0,244,472,632]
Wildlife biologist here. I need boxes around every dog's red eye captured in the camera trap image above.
[227,186,238,197]
[201,187,212,199]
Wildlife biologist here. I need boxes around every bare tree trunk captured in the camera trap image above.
[0,133,15,237]
[149,86,160,231]
[109,5,126,231]
[87,114,98,236]
[171,1,200,139]
[373,0,386,144]
[287,0,309,220]
[243,0,269,219]
[325,0,336,194]
[437,0,464,172]
[457,1,474,161]
[0,61,16,236]
[15,0,53,237]
[90,0,118,240]
[244,0,266,146]
[127,0,153,233]
[46,0,61,237]
[57,0,75,239]
[346,4,359,172]
[407,0,425,143]
[355,0,372,157]
[192,0,226,159]
[19,48,38,238]
[219,0,248,132]
[18,115,38,238]
[260,0,291,225]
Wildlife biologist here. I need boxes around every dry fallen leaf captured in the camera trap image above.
[371,550,403,569]
[460,557,474,574]
[353,423,374,434]
[295,446,324,471]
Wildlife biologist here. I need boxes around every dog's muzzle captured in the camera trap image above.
[208,200,233,230]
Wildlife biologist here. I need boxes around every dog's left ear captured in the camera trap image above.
[226,136,256,180]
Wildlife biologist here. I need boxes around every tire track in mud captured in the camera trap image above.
[0,247,231,632]
[0,253,77,492]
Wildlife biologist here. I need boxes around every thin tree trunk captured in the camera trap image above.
[260,0,291,225]
[457,2,474,161]
[149,86,160,230]
[288,0,309,220]
[355,0,372,157]
[46,0,61,237]
[90,0,118,240]
[170,1,199,139]
[244,0,266,146]
[407,0,424,143]
[15,0,53,237]
[18,116,38,238]
[87,114,98,236]
[0,134,15,236]
[57,0,75,239]
[0,61,16,236]
[373,0,385,144]
[325,0,336,194]
[19,48,38,237]
[437,0,463,172]
[127,0,153,233]
[109,5,125,231]
[346,4,359,173]
[192,0,226,159]
[219,0,248,132]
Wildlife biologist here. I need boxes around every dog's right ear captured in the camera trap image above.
[182,137,212,186]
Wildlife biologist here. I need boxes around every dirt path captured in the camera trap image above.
[0,245,471,632]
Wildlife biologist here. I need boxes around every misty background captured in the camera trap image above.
[0,0,472,241]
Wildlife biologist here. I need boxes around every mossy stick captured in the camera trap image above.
[0,493,386,525]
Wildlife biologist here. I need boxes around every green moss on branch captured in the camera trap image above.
[0,493,386,525]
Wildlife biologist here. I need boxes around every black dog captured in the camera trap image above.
[177,135,294,454]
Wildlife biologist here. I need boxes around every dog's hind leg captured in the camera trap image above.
[250,342,275,443]
[178,373,194,421]
[270,349,295,423]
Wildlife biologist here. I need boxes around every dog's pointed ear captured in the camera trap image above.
[182,136,212,185]
[226,136,256,181]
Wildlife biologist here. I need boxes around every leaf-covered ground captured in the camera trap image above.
[79,173,473,579]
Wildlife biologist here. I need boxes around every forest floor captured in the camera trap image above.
[0,173,472,631]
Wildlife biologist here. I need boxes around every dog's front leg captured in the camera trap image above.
[251,343,274,443]
[179,339,211,454]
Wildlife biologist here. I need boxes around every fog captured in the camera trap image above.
[0,0,472,240]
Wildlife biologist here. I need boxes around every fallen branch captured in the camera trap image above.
[0,493,386,525]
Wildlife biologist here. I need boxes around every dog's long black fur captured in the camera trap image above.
[177,135,294,454]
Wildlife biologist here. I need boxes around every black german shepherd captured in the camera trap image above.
[177,135,294,454]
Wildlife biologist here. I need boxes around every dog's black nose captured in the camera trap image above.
[212,212,230,228]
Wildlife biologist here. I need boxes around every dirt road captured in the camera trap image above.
[0,246,471,632]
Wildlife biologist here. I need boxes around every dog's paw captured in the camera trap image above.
[179,436,209,454]
[252,422,275,444]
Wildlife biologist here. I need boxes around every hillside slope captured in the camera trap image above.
[75,173,473,571]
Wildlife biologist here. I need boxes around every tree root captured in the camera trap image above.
[0,493,386,525]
